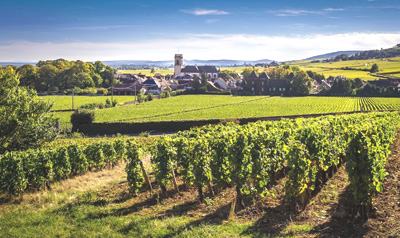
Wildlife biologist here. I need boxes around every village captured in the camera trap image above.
[113,54,295,96]
[113,54,400,98]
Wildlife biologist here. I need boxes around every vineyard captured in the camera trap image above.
[124,112,399,216]
[0,139,130,194]
[292,57,400,81]
[1,112,398,207]
[1,112,400,237]
[52,96,400,129]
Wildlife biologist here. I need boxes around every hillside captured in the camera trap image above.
[304,51,360,60]
[291,57,400,81]
[110,59,273,68]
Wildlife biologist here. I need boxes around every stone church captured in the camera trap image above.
[174,54,219,79]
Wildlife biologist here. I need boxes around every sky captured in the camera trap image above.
[0,0,400,62]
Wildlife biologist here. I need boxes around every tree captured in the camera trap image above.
[219,70,238,80]
[0,67,58,154]
[192,77,201,92]
[266,67,290,79]
[290,70,313,96]
[94,61,106,73]
[17,64,37,88]
[36,64,58,92]
[241,68,257,81]
[370,63,379,73]
[101,66,116,88]
[353,78,363,89]
[60,61,95,89]
[290,66,300,72]
[201,73,208,86]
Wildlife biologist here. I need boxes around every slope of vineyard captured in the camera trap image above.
[1,112,400,237]
[52,96,400,128]
[292,57,400,81]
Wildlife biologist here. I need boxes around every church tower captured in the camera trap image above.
[174,54,183,78]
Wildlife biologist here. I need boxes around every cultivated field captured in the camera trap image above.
[52,95,400,127]
[291,57,400,81]
[1,112,400,237]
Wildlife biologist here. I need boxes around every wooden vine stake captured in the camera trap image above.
[198,185,204,202]
[140,161,152,194]
[171,165,180,193]
[299,187,309,210]
[228,196,237,221]
[208,182,215,197]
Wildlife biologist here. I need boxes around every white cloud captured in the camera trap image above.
[1,32,400,62]
[271,8,345,16]
[270,9,323,16]
[286,23,338,30]
[181,9,229,16]
[324,8,345,11]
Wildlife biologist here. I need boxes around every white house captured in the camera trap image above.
[214,78,228,90]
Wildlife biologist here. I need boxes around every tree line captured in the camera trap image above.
[319,76,400,97]
[0,59,116,93]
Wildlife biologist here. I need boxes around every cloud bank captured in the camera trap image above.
[1,32,400,62]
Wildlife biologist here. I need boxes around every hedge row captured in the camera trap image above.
[72,111,394,135]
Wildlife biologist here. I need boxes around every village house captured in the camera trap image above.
[113,80,142,95]
[141,77,171,94]
[313,79,332,94]
[246,71,289,96]
[214,78,228,90]
[113,73,171,95]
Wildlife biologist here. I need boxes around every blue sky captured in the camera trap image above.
[1,0,400,61]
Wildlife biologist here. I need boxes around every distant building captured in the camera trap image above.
[113,81,142,95]
[174,54,183,78]
[174,54,219,79]
[214,78,228,90]
[246,71,289,96]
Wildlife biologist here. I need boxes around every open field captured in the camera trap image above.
[41,95,138,111]
[291,57,400,81]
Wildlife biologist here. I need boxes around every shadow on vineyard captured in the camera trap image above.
[312,184,370,237]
